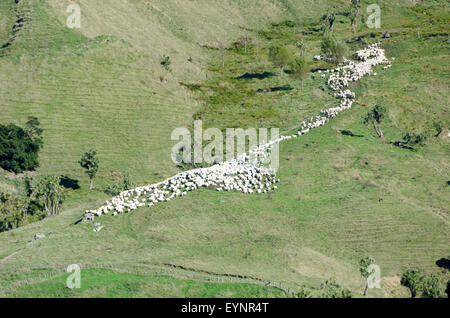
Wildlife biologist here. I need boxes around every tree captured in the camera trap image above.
[401,269,425,298]
[28,175,65,216]
[350,0,361,34]
[364,105,387,138]
[296,38,307,56]
[321,11,336,33]
[320,34,347,64]
[289,56,309,88]
[0,122,43,173]
[79,150,99,190]
[423,274,443,298]
[432,120,443,137]
[268,45,291,72]
[359,257,376,296]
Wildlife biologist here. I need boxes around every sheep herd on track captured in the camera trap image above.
[84,43,393,220]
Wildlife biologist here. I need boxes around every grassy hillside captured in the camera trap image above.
[0,0,449,298]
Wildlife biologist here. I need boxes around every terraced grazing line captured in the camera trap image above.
[86,43,392,219]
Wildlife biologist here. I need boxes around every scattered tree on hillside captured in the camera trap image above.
[296,38,307,56]
[0,119,43,173]
[79,150,99,190]
[364,105,386,138]
[268,45,290,72]
[432,120,443,137]
[350,0,361,34]
[321,11,336,33]
[422,274,443,298]
[359,256,376,296]
[320,34,347,64]
[289,56,309,88]
[28,175,65,216]
[401,269,425,298]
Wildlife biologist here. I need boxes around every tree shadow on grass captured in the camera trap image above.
[236,72,275,80]
[341,130,364,137]
[60,175,80,190]
[257,85,293,93]
[436,257,450,271]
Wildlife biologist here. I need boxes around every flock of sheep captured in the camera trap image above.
[84,43,392,220]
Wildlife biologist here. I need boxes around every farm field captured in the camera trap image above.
[0,0,449,298]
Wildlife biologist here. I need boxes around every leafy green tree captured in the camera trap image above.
[423,274,443,298]
[350,0,361,34]
[296,38,307,56]
[79,150,100,190]
[401,269,425,298]
[28,175,66,216]
[0,121,43,173]
[321,11,336,33]
[432,120,443,137]
[320,34,347,64]
[359,256,376,296]
[268,45,291,72]
[364,105,387,138]
[289,56,309,87]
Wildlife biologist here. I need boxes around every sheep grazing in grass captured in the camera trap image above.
[85,43,392,218]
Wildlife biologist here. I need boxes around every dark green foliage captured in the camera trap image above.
[401,268,445,298]
[0,191,46,232]
[402,132,427,147]
[27,175,66,216]
[423,274,443,298]
[79,150,99,190]
[0,117,43,173]
[401,269,425,298]
[320,34,347,64]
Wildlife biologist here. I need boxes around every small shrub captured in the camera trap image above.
[268,45,291,70]
[160,55,171,71]
[104,171,134,196]
[320,34,347,64]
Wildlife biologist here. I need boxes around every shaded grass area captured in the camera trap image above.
[6,268,288,298]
